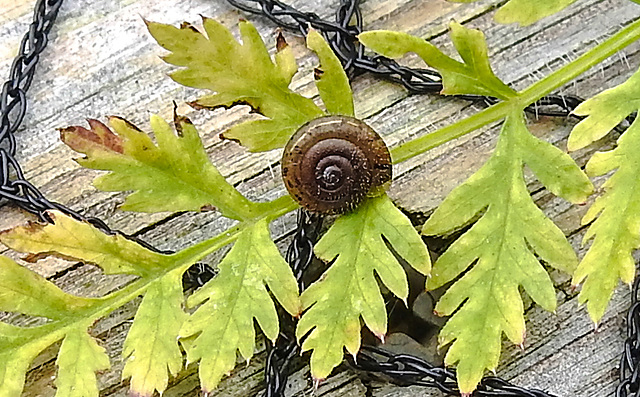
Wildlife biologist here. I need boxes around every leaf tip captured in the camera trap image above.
[276,30,288,52]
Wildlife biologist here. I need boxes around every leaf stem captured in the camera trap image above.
[390,17,640,164]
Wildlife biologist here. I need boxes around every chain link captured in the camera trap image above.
[264,210,322,397]
[226,0,589,119]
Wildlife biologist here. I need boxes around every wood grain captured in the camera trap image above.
[1,0,639,395]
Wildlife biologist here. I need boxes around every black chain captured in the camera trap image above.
[226,0,586,119]
[0,0,64,217]
[0,0,183,256]
[617,275,640,397]
[224,1,640,396]
[264,210,322,397]
[348,346,555,397]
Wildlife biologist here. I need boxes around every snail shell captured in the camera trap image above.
[281,116,392,214]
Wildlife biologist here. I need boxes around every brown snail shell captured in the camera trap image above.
[281,115,392,214]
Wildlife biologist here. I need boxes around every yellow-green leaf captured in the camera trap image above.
[422,111,586,393]
[297,194,430,380]
[179,219,299,392]
[122,271,186,397]
[307,29,354,116]
[0,255,95,319]
[0,323,58,397]
[359,22,516,99]
[568,67,640,151]
[147,18,324,151]
[60,115,263,220]
[55,328,110,397]
[572,118,640,322]
[0,210,170,277]
[449,0,579,26]
[566,65,640,323]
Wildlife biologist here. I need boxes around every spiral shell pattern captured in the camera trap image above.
[281,116,392,214]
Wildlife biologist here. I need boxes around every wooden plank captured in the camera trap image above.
[1,0,639,395]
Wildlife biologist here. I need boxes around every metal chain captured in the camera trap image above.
[226,0,586,119]
[348,346,555,397]
[617,275,640,397]
[0,0,64,216]
[264,210,322,397]
[223,1,640,396]
[0,0,184,257]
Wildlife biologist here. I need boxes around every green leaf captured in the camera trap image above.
[422,111,585,393]
[359,21,516,99]
[568,67,640,151]
[0,210,171,277]
[0,323,58,397]
[448,0,578,26]
[0,256,107,397]
[571,121,640,322]
[306,29,354,116]
[179,219,299,392]
[296,194,430,380]
[122,270,186,397]
[567,67,640,322]
[55,327,110,397]
[60,115,264,220]
[0,255,95,319]
[147,18,324,151]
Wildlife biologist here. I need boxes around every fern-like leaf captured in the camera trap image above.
[0,211,201,397]
[359,21,517,99]
[179,218,299,392]
[448,0,579,26]
[568,66,640,323]
[147,18,324,152]
[55,328,111,397]
[60,114,265,220]
[296,194,430,380]
[422,111,591,393]
[306,29,354,116]
[0,254,107,397]
[0,210,169,277]
[122,270,187,397]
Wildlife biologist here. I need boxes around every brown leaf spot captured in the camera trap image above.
[172,103,193,137]
[219,132,241,145]
[190,99,265,116]
[199,204,216,212]
[60,119,124,154]
[180,21,199,33]
[276,31,288,52]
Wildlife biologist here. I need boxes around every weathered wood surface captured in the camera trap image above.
[1,0,640,395]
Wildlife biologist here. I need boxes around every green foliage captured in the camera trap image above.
[56,328,111,397]
[60,115,267,220]
[180,218,299,392]
[3,9,640,397]
[0,244,107,397]
[361,21,597,392]
[567,66,640,322]
[422,111,590,392]
[147,17,324,152]
[0,210,236,397]
[122,270,186,396]
[448,0,579,26]
[359,21,516,99]
[306,29,355,116]
[297,194,430,379]
[0,210,169,277]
